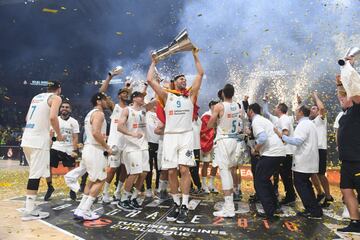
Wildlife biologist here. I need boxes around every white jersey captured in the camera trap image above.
[108,104,125,149]
[215,102,240,141]
[51,116,80,155]
[192,118,201,150]
[84,109,107,146]
[164,93,194,134]
[123,106,148,152]
[21,93,54,149]
[146,111,160,144]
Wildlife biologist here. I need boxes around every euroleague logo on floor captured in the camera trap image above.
[83,218,112,228]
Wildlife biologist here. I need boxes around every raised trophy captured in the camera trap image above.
[338,47,360,66]
[108,66,123,77]
[152,29,197,61]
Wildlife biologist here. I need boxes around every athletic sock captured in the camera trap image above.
[103,182,110,195]
[182,194,189,208]
[115,181,124,195]
[209,176,215,188]
[25,195,36,212]
[47,181,53,188]
[202,177,207,188]
[78,195,89,210]
[83,196,96,212]
[131,189,139,200]
[172,193,181,206]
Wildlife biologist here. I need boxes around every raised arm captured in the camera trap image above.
[207,103,222,128]
[146,57,167,103]
[99,74,113,93]
[190,48,204,102]
[313,92,326,119]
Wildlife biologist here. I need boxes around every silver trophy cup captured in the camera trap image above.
[338,47,360,66]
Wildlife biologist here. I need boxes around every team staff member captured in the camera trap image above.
[247,103,286,220]
[274,105,323,219]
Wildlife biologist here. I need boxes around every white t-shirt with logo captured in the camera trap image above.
[251,114,286,157]
[108,104,125,149]
[146,111,160,144]
[292,118,319,173]
[51,116,80,155]
[313,115,327,150]
[123,106,148,152]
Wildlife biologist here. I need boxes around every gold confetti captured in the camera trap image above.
[116,32,123,36]
[60,6,66,10]
[42,8,58,14]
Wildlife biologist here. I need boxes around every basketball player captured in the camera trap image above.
[117,91,156,210]
[147,48,204,223]
[73,92,111,221]
[21,81,64,221]
[208,84,241,217]
[45,99,80,201]
[200,100,219,193]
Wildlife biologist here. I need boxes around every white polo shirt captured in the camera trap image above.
[251,114,285,157]
[313,115,327,150]
[278,115,296,155]
[292,117,319,173]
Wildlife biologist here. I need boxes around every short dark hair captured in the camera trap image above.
[172,74,185,82]
[299,105,310,117]
[223,84,234,98]
[248,103,261,114]
[61,97,71,106]
[208,100,218,109]
[47,81,61,92]
[217,89,223,101]
[91,92,107,106]
[277,103,288,114]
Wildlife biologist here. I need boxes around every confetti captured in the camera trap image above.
[42,8,58,14]
[197,13,202,17]
[60,6,66,10]
[116,32,123,36]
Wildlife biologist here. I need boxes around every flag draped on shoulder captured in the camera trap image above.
[156,87,199,124]
[200,111,214,153]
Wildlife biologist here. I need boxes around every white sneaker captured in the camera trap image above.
[202,186,210,194]
[342,206,350,219]
[73,208,84,220]
[102,194,111,204]
[145,189,153,198]
[213,208,235,217]
[82,210,100,221]
[65,177,80,193]
[22,207,50,221]
[114,191,121,201]
[209,187,219,194]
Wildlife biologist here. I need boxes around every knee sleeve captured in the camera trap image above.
[27,178,40,190]
[220,168,233,191]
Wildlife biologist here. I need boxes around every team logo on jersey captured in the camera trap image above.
[169,110,174,116]
[169,96,173,101]
[185,150,192,158]
[133,123,138,128]
[227,113,232,118]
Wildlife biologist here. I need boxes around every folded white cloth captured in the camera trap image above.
[340,62,360,97]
